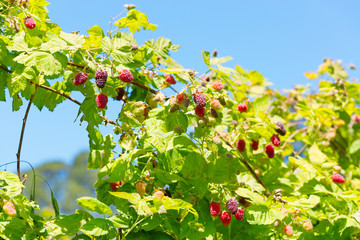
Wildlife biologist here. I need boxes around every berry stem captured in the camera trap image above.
[280,126,307,150]
[215,130,271,197]
[16,86,37,180]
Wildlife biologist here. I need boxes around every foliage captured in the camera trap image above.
[1,0,360,239]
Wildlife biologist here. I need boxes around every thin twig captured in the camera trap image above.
[215,130,271,197]
[28,81,82,106]
[0,65,11,73]
[131,80,157,94]
[16,87,37,179]
[280,126,308,150]
[287,121,306,128]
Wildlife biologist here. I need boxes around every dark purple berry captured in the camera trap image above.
[194,92,206,107]
[226,198,239,214]
[95,70,108,88]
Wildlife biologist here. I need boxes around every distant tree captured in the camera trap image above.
[23,152,97,215]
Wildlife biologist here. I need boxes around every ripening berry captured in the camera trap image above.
[73,72,88,86]
[226,198,239,214]
[283,225,293,237]
[136,181,146,197]
[109,181,123,191]
[209,202,221,217]
[332,173,345,183]
[2,201,16,217]
[265,144,275,158]
[210,99,221,110]
[195,106,205,118]
[176,94,186,105]
[220,211,232,226]
[212,80,223,91]
[95,70,108,88]
[119,69,133,83]
[96,94,108,109]
[251,139,259,150]
[165,74,176,84]
[237,103,247,113]
[154,190,165,200]
[236,139,246,152]
[271,135,281,147]
[235,208,244,220]
[303,220,313,232]
[24,17,36,29]
[194,92,207,107]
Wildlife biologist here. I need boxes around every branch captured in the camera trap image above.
[215,130,271,197]
[27,80,117,125]
[280,126,308,150]
[131,80,157,94]
[16,87,37,179]
[0,65,12,73]
[28,81,82,106]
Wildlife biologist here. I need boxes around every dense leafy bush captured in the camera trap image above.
[1,0,360,239]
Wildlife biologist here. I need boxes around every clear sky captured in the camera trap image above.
[1,0,360,173]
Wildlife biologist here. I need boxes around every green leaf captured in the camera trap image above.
[114,10,157,33]
[0,171,23,196]
[235,188,266,206]
[77,197,112,215]
[51,189,60,217]
[110,192,140,201]
[350,139,360,154]
[288,195,320,209]
[308,143,327,166]
[253,95,269,114]
[81,218,110,236]
[202,50,210,67]
[101,37,112,55]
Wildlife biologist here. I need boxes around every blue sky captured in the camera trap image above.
[1,0,360,172]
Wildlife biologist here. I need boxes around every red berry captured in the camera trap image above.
[235,208,244,220]
[265,144,275,158]
[251,139,259,150]
[226,198,239,214]
[209,202,221,217]
[332,173,345,183]
[95,70,108,88]
[165,75,176,84]
[24,17,36,29]
[194,92,207,107]
[220,211,232,226]
[96,94,108,109]
[355,115,360,123]
[303,220,313,232]
[119,69,133,83]
[283,225,293,237]
[109,181,123,191]
[73,72,88,86]
[212,80,223,91]
[236,139,246,152]
[271,135,281,147]
[194,106,205,118]
[2,201,16,217]
[237,103,247,113]
[176,94,186,105]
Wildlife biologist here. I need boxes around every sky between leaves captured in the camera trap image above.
[1,0,360,173]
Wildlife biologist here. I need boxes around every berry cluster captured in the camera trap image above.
[209,198,245,227]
